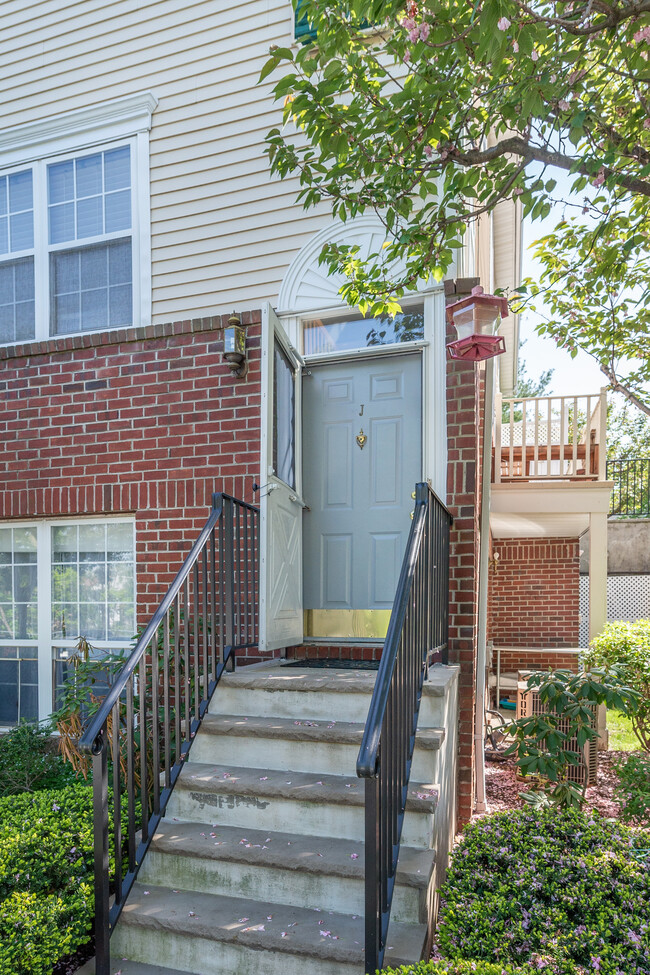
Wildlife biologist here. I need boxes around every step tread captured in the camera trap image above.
[77,961,189,975]
[220,664,456,697]
[176,762,439,812]
[149,819,435,889]
[200,713,445,750]
[119,883,427,966]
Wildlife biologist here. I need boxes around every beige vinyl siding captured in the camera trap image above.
[0,0,333,321]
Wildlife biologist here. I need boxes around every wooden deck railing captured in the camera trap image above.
[493,389,607,483]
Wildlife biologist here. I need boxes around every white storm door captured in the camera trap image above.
[259,303,304,651]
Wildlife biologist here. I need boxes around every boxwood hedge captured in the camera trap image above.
[0,782,128,975]
[436,808,650,975]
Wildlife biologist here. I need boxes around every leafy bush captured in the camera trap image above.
[436,808,650,975]
[0,887,92,975]
[0,783,129,975]
[0,722,77,798]
[504,668,639,808]
[616,751,650,824]
[0,784,95,975]
[584,619,650,750]
[381,962,537,975]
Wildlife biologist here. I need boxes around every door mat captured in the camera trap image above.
[282,658,380,671]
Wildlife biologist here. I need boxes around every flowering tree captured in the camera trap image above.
[264,0,650,406]
[526,214,650,413]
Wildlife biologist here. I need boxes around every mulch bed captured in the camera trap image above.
[484,749,623,818]
[51,941,93,975]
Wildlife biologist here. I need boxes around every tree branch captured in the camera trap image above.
[600,364,650,416]
[513,0,650,36]
[451,137,650,197]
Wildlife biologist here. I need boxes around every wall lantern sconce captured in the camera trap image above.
[223,312,247,377]
[446,286,509,362]
[488,550,500,571]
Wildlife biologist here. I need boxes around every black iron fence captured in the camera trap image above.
[79,493,259,975]
[356,482,452,975]
[607,458,650,517]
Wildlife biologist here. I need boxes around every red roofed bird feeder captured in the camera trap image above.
[446,286,509,362]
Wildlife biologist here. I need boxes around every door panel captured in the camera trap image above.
[302,353,422,638]
[322,533,352,606]
[370,533,401,605]
[370,417,401,505]
[325,423,353,508]
[259,304,303,652]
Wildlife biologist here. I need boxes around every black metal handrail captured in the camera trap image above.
[357,482,452,975]
[79,492,259,975]
[607,458,650,517]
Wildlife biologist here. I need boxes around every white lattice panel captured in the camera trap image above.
[579,574,650,646]
[500,419,563,447]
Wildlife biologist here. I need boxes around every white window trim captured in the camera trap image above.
[0,93,156,341]
[0,516,136,724]
[0,93,157,169]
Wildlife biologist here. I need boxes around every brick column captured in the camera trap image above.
[445,325,483,825]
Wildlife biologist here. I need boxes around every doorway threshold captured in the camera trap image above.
[281,658,380,671]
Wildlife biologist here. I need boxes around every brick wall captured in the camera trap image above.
[0,313,262,634]
[445,327,483,825]
[488,537,580,649]
[494,647,580,677]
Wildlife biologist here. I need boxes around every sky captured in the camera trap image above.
[517,171,606,398]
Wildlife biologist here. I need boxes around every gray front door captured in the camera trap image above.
[302,353,422,639]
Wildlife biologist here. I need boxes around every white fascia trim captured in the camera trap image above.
[0,92,158,170]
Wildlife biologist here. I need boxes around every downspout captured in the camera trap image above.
[474,355,495,814]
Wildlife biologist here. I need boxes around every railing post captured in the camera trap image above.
[92,727,110,975]
[598,388,607,481]
[494,392,502,483]
[364,772,381,975]
[223,494,235,670]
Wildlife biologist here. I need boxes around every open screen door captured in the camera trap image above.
[259,303,304,652]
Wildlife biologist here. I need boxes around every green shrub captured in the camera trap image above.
[0,887,92,975]
[381,962,537,975]
[616,751,650,824]
[504,667,639,809]
[0,784,95,975]
[0,783,130,975]
[436,808,650,975]
[584,619,650,750]
[0,722,77,798]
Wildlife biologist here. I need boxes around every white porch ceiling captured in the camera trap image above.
[490,481,613,539]
[491,511,590,538]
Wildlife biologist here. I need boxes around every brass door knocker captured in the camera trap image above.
[356,428,367,450]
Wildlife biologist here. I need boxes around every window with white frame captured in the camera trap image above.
[0,93,155,345]
[0,519,136,726]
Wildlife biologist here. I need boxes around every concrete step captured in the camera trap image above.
[166,763,438,847]
[77,960,189,975]
[112,883,427,975]
[190,713,445,781]
[138,819,435,924]
[214,664,457,727]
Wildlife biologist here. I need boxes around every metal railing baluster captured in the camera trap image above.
[357,483,452,974]
[607,458,650,517]
[81,494,259,975]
